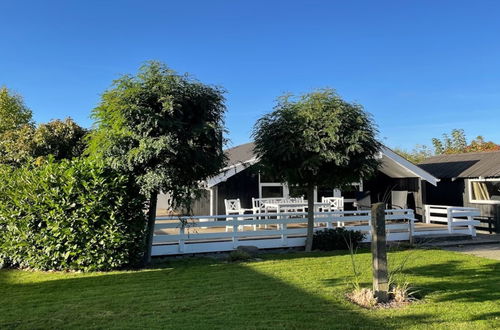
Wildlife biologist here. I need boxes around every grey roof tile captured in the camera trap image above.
[418,151,500,178]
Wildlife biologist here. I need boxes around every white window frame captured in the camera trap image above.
[258,173,289,198]
[258,173,363,202]
[468,178,500,204]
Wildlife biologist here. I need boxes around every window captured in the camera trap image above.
[258,172,288,198]
[261,186,284,198]
[469,179,500,204]
[288,185,307,198]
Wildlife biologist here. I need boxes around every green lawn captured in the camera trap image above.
[1,248,499,329]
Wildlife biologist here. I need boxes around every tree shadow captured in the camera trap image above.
[469,311,500,321]
[402,258,500,303]
[0,257,393,329]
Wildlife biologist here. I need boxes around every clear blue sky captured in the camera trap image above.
[2,1,500,150]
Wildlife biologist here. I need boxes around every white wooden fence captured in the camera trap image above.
[152,209,416,256]
[424,204,480,236]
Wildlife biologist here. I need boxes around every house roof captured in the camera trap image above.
[206,142,439,188]
[226,142,255,166]
[418,151,500,179]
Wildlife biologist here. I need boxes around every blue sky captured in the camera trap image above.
[1,1,500,150]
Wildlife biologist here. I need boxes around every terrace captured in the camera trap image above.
[152,198,480,256]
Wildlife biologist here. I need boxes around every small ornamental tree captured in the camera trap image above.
[0,118,87,166]
[87,61,227,263]
[433,129,500,154]
[253,89,380,252]
[0,86,33,135]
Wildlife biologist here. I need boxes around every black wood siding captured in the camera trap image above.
[424,179,465,207]
[363,172,423,217]
[216,167,259,215]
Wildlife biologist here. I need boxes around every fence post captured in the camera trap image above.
[232,216,239,249]
[179,222,185,253]
[446,207,453,233]
[281,214,288,246]
[408,210,415,246]
[468,214,476,236]
[424,205,430,224]
[371,203,389,303]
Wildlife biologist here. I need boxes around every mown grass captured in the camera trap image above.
[1,248,499,329]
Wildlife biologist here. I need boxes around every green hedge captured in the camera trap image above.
[0,158,147,271]
[312,228,365,251]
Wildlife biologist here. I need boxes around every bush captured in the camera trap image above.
[0,158,147,271]
[0,118,87,166]
[227,250,252,262]
[312,228,365,251]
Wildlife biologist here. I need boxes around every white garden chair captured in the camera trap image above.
[321,197,344,211]
[224,199,255,231]
[322,197,345,227]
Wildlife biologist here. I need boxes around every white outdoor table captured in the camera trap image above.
[263,202,332,229]
[263,202,331,213]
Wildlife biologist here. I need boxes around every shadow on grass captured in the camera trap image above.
[402,258,500,303]
[0,257,393,329]
[3,249,498,329]
[258,248,368,261]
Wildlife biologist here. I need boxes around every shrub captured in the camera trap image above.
[227,250,252,262]
[312,228,365,251]
[0,158,147,271]
[0,118,87,166]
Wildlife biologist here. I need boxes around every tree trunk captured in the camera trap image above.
[143,191,158,266]
[305,185,315,252]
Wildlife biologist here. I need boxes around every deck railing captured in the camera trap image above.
[424,204,480,235]
[152,209,416,256]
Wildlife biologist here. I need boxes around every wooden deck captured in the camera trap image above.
[151,209,480,255]
[153,221,457,247]
[155,221,449,236]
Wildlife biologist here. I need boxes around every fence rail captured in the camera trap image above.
[152,209,416,256]
[424,204,480,235]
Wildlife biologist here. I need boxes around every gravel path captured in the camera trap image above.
[443,243,500,260]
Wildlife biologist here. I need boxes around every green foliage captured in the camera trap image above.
[227,250,252,262]
[432,129,500,155]
[0,124,34,165]
[432,128,467,154]
[312,228,365,251]
[0,118,88,166]
[393,145,433,163]
[87,61,227,210]
[466,135,500,153]
[0,158,147,271]
[252,89,380,189]
[31,118,88,160]
[253,89,379,251]
[0,86,33,135]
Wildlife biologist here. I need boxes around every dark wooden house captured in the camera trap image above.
[419,151,500,232]
[158,142,439,218]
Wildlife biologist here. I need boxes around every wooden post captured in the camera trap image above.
[371,203,389,303]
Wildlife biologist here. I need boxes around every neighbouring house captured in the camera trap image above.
[419,151,500,232]
[157,142,439,218]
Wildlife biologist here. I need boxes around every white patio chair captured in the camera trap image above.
[321,197,344,211]
[224,199,255,232]
[322,197,345,227]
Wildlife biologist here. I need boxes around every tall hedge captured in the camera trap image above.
[0,158,147,271]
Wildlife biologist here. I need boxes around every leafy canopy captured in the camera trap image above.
[252,89,380,189]
[87,61,227,209]
[393,145,433,164]
[0,118,87,166]
[0,86,33,134]
[432,129,500,155]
